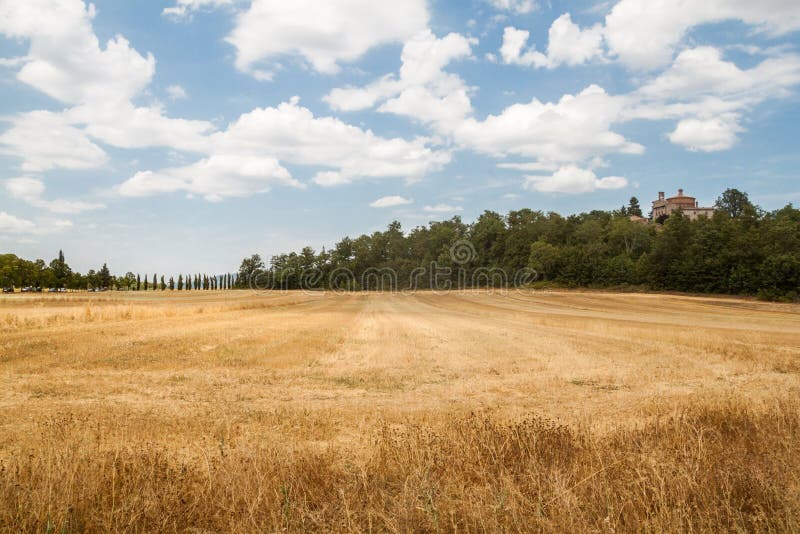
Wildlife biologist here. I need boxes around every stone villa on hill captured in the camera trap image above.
[651,189,716,221]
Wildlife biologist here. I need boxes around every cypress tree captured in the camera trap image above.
[153,273,157,290]
[169,276,175,290]
[160,275,165,291]
[144,277,149,291]
[178,274,183,291]
[136,274,141,291]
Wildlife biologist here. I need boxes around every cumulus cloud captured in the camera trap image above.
[0,0,215,171]
[211,98,450,186]
[524,166,628,194]
[226,0,429,77]
[633,47,800,107]
[4,177,106,214]
[370,196,413,208]
[325,29,474,131]
[668,115,744,152]
[625,47,800,150]
[4,0,800,205]
[329,32,642,179]
[117,155,301,201]
[547,15,605,66]
[500,15,604,69]
[604,0,800,70]
[500,27,547,68]
[66,102,214,153]
[455,85,643,164]
[0,111,108,171]
[0,0,154,105]
[1,1,449,201]
[119,97,450,197]
[498,2,800,73]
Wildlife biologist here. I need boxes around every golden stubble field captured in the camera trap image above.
[1,290,799,532]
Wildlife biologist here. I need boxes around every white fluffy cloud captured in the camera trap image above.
[117,155,301,202]
[0,0,215,172]
[325,30,474,131]
[668,115,744,152]
[226,0,429,77]
[500,27,547,68]
[605,0,800,70]
[524,166,628,194]
[4,177,105,214]
[0,111,108,171]
[212,98,450,186]
[0,0,154,105]
[455,85,643,164]
[119,97,450,197]
[329,35,640,179]
[66,102,214,153]
[370,196,413,208]
[626,47,800,150]
[4,0,800,206]
[547,15,605,67]
[501,15,604,69]
[635,47,800,106]
[498,1,800,73]
[1,1,448,200]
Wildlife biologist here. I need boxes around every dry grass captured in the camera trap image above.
[1,290,799,532]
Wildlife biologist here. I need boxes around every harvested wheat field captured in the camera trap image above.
[1,290,799,532]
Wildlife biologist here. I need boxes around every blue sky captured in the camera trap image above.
[1,0,799,274]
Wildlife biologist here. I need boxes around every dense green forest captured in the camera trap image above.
[235,189,799,301]
[2,189,799,300]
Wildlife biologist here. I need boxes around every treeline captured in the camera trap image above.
[236,189,799,301]
[0,250,235,292]
[4,189,798,300]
